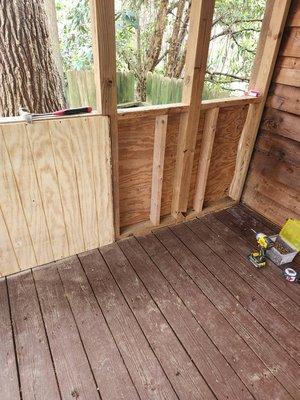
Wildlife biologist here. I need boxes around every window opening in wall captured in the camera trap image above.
[115,0,191,107]
[204,0,267,100]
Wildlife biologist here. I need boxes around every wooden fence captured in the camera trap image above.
[66,70,183,108]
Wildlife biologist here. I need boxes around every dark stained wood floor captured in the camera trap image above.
[1,205,300,400]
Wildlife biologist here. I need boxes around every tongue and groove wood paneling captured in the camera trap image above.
[243,0,300,225]
[0,115,114,276]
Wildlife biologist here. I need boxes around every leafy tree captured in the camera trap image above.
[56,0,266,102]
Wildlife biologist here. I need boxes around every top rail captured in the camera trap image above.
[117,96,261,120]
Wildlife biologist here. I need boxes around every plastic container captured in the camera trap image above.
[266,235,298,266]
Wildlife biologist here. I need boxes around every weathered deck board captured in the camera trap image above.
[152,228,296,399]
[200,213,300,327]
[170,223,300,363]
[101,243,215,400]
[118,237,252,400]
[1,206,300,400]
[7,271,60,400]
[57,256,140,400]
[79,249,178,400]
[33,263,101,400]
[0,278,20,400]
[215,208,300,304]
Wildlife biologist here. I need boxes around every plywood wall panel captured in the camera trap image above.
[118,116,155,227]
[204,105,248,204]
[0,115,114,276]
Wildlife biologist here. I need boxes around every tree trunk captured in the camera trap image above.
[0,0,65,117]
[43,0,64,87]
[165,0,191,79]
[145,0,169,72]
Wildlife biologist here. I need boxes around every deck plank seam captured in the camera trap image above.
[198,216,300,332]
[5,277,23,400]
[56,264,103,400]
[31,269,64,400]
[76,253,142,400]
[117,240,224,400]
[133,236,255,400]
[99,246,183,400]
[160,226,297,397]
[214,209,300,305]
[176,223,300,365]
[149,229,268,399]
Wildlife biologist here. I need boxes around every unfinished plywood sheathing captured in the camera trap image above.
[0,116,114,276]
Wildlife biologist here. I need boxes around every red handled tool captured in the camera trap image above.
[19,106,93,123]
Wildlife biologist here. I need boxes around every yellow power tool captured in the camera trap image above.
[249,230,273,268]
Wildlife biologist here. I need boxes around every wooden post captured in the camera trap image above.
[150,115,168,226]
[171,0,215,217]
[229,0,291,201]
[90,0,120,236]
[193,107,219,213]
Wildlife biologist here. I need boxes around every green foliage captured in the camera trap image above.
[56,0,266,101]
[56,0,93,70]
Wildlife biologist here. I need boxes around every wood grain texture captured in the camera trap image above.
[150,115,168,226]
[57,256,140,400]
[90,0,120,236]
[243,0,299,223]
[172,0,215,215]
[102,242,215,400]
[153,227,293,400]
[193,108,219,213]
[0,278,20,400]
[120,236,253,400]
[80,249,178,400]
[7,271,60,400]
[34,263,101,400]
[230,0,291,201]
[0,115,114,276]
[2,124,53,265]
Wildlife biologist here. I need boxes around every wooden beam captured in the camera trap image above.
[90,0,120,236]
[171,0,215,217]
[193,107,219,213]
[229,0,291,201]
[150,115,168,226]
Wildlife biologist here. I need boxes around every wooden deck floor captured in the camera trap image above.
[1,205,300,400]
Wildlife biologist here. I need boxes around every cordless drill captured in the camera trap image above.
[248,230,273,268]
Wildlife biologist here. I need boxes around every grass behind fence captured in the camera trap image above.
[66,70,183,108]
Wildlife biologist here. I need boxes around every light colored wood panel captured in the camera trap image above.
[49,119,85,255]
[2,124,53,265]
[88,116,114,246]
[0,209,19,275]
[273,67,300,87]
[27,121,69,260]
[193,108,219,213]
[230,0,291,201]
[90,0,119,236]
[150,115,168,226]
[69,117,99,250]
[172,0,215,215]
[0,127,36,269]
[117,97,260,121]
